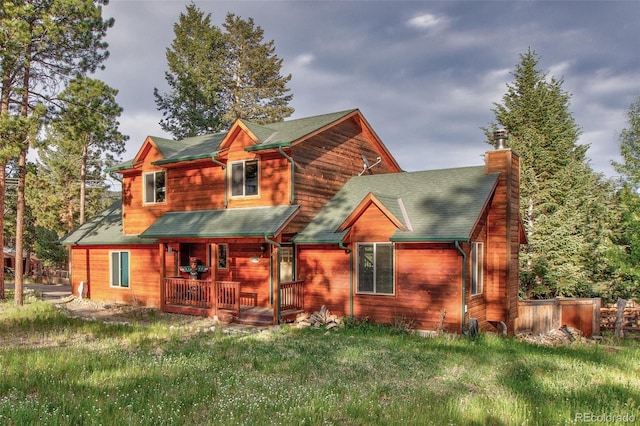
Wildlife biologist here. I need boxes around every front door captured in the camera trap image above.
[280,245,294,282]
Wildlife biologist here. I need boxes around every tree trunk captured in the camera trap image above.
[14,148,26,306]
[0,161,4,300]
[15,41,32,307]
[614,297,628,339]
[79,143,87,225]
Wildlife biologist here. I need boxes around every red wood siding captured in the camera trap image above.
[347,203,399,242]
[298,243,463,332]
[70,245,161,307]
[297,245,352,315]
[290,118,401,234]
[393,243,462,332]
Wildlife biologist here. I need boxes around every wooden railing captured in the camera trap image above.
[164,277,212,309]
[280,280,304,312]
[163,278,304,321]
[217,281,241,316]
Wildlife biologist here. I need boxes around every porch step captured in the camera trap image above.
[233,307,305,326]
[235,306,273,326]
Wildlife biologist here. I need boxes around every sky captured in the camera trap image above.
[94,0,640,178]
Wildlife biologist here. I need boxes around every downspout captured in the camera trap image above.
[211,155,228,208]
[278,146,295,205]
[339,241,353,317]
[264,234,282,323]
[455,241,467,335]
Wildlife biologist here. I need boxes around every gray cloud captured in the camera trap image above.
[96,0,639,178]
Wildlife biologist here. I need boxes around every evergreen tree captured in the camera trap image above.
[221,13,294,127]
[0,0,113,305]
[153,4,226,139]
[608,95,640,300]
[487,49,610,298]
[34,76,127,228]
[154,6,294,139]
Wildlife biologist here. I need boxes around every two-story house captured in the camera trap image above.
[61,109,524,334]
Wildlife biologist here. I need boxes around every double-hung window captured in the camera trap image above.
[357,243,394,295]
[144,171,166,203]
[471,242,483,295]
[110,251,130,288]
[230,160,258,197]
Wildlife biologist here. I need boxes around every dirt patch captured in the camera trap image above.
[50,295,264,334]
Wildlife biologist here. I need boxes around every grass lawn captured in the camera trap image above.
[0,299,639,425]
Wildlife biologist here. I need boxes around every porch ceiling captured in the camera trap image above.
[139,205,300,239]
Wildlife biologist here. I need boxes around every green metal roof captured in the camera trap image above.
[152,133,227,165]
[109,110,358,171]
[139,205,300,239]
[294,166,499,244]
[59,200,155,245]
[243,109,358,150]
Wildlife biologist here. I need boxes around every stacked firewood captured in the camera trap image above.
[295,305,341,330]
[516,325,589,346]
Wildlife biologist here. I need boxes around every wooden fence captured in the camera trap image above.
[515,298,601,337]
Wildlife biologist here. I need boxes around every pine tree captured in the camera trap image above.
[0,0,112,305]
[608,95,640,300]
[154,6,294,139]
[221,13,294,127]
[487,49,610,298]
[153,4,226,139]
[35,76,127,227]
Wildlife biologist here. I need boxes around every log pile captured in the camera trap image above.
[295,305,341,330]
[516,325,590,346]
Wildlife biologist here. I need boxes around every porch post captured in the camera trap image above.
[159,243,166,311]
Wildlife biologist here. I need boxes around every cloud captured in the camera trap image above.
[407,13,448,32]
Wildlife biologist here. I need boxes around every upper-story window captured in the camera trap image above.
[230,160,258,197]
[144,171,166,204]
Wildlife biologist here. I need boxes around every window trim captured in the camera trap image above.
[109,250,130,289]
[356,242,395,296]
[229,159,259,198]
[143,170,166,204]
[471,242,483,296]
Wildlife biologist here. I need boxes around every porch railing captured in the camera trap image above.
[163,277,304,319]
[216,281,241,316]
[280,280,304,312]
[164,277,212,309]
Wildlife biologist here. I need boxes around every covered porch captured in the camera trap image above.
[139,205,303,325]
[162,277,304,325]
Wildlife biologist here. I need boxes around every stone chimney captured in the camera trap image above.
[484,136,520,335]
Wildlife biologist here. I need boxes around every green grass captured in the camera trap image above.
[0,299,639,425]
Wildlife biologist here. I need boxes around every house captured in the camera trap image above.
[61,109,523,334]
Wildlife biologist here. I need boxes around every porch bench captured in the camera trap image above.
[240,292,258,307]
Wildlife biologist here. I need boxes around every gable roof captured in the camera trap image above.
[294,166,499,243]
[242,109,357,151]
[59,200,155,245]
[152,133,227,165]
[108,110,363,172]
[139,205,300,239]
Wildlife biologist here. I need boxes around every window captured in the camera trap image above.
[110,251,130,288]
[217,244,228,269]
[357,243,394,295]
[471,242,483,295]
[230,160,258,197]
[144,171,166,203]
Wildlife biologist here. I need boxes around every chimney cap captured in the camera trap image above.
[493,129,508,150]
